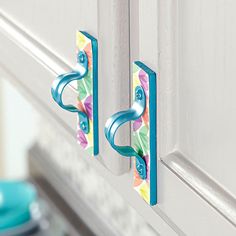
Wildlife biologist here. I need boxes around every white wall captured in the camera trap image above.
[0,78,39,179]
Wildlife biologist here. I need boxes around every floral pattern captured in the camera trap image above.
[76,31,96,155]
[132,63,154,205]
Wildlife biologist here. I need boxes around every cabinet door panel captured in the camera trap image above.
[130,0,236,235]
[0,0,98,66]
[178,0,236,197]
[0,0,130,174]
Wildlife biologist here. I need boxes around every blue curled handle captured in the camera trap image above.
[104,86,147,179]
[51,50,89,134]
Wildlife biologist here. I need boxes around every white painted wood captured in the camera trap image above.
[177,0,236,198]
[158,0,179,158]
[0,0,130,175]
[131,0,236,234]
[97,0,131,175]
[162,152,236,227]
[158,0,236,222]
[0,0,98,67]
[155,0,236,204]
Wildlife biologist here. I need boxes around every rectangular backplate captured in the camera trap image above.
[132,61,157,205]
[76,31,99,156]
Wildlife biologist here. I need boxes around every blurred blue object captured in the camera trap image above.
[0,181,37,231]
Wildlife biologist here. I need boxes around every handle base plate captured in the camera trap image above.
[76,31,99,156]
[132,61,157,206]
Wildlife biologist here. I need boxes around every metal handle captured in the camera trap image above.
[51,50,89,134]
[104,86,147,179]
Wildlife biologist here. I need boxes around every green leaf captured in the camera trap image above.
[84,71,92,94]
[139,126,149,154]
[133,63,139,73]
[133,133,143,157]
[87,147,93,155]
[78,80,87,100]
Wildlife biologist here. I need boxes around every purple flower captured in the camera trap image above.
[84,95,93,119]
[77,130,88,148]
[133,117,142,131]
[139,70,148,92]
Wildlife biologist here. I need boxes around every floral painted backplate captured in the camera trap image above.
[132,62,157,205]
[76,31,98,156]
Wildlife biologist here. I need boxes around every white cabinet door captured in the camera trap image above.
[130,0,236,235]
[177,0,236,198]
[0,0,130,175]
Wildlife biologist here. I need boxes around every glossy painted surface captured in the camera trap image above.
[105,85,147,179]
[51,50,89,134]
[76,31,99,155]
[132,62,157,205]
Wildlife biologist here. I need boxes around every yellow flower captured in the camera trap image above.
[139,183,150,204]
[133,73,140,92]
[76,31,87,50]
[87,120,94,146]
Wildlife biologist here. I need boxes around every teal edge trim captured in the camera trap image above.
[80,31,99,156]
[134,61,157,206]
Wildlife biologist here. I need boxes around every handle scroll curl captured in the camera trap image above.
[104,86,147,179]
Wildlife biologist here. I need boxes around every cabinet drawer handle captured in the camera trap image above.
[51,51,89,133]
[105,62,157,205]
[51,31,98,155]
[105,85,147,179]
